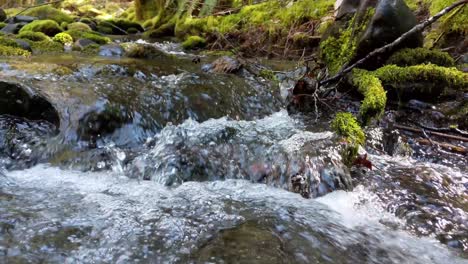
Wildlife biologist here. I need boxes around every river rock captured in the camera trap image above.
[0,81,60,127]
[73,39,97,50]
[1,23,25,34]
[99,44,125,57]
[6,15,37,23]
[202,56,242,74]
[322,0,423,72]
[0,9,6,22]
[14,39,32,52]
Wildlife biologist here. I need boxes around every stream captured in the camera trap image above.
[0,41,466,264]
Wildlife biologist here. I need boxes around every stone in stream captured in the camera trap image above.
[14,39,32,52]
[202,56,242,74]
[321,0,422,73]
[73,39,98,51]
[5,15,37,24]
[0,8,6,22]
[0,81,60,127]
[0,23,26,34]
[99,44,125,57]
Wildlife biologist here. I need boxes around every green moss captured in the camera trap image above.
[18,31,50,42]
[374,64,468,93]
[53,32,73,45]
[27,40,64,54]
[81,44,100,55]
[429,0,467,34]
[386,48,455,67]
[127,28,139,34]
[20,20,63,37]
[52,66,73,75]
[331,115,365,167]
[320,8,375,74]
[66,30,111,45]
[331,112,366,146]
[182,36,206,49]
[122,43,164,59]
[0,37,21,48]
[21,6,73,24]
[67,22,92,32]
[106,19,143,32]
[0,45,31,57]
[351,69,387,124]
[259,69,279,82]
[0,22,6,30]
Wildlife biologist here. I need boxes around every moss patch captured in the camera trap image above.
[331,112,366,146]
[20,20,63,37]
[26,40,64,54]
[53,32,73,45]
[22,6,73,24]
[319,8,375,74]
[351,69,387,124]
[66,30,111,45]
[67,22,92,32]
[374,64,468,93]
[182,36,206,49]
[17,31,50,42]
[0,45,31,57]
[386,48,455,67]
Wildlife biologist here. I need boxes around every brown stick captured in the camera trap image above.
[319,0,468,87]
[417,139,467,154]
[394,124,468,142]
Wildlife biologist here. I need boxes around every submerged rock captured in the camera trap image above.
[99,44,124,57]
[0,81,59,126]
[73,38,97,50]
[202,56,242,74]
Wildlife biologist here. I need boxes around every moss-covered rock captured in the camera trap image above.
[17,31,50,42]
[81,44,100,55]
[105,19,144,32]
[122,43,164,59]
[66,30,111,45]
[350,69,387,124]
[386,48,455,67]
[53,32,73,45]
[27,40,64,54]
[19,20,63,36]
[321,0,422,73]
[21,6,73,24]
[0,45,31,57]
[182,36,206,50]
[374,64,468,96]
[331,112,366,146]
[0,22,6,30]
[0,36,21,49]
[67,22,92,32]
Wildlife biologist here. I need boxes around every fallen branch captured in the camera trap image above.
[319,0,468,87]
[417,139,467,154]
[394,124,468,142]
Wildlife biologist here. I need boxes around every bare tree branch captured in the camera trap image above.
[319,0,468,87]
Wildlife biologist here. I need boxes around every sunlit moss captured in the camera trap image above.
[66,30,111,44]
[331,112,366,146]
[20,20,63,36]
[0,45,31,57]
[386,48,455,67]
[351,69,387,124]
[53,32,73,45]
[67,22,92,32]
[374,64,468,93]
[27,40,64,54]
[21,6,73,24]
[320,8,375,74]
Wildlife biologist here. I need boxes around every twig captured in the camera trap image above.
[394,124,468,142]
[319,0,468,87]
[417,139,467,154]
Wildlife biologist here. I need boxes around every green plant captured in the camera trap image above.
[53,32,73,45]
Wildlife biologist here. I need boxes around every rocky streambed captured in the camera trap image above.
[0,41,467,263]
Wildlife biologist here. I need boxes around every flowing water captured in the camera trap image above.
[0,42,466,263]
